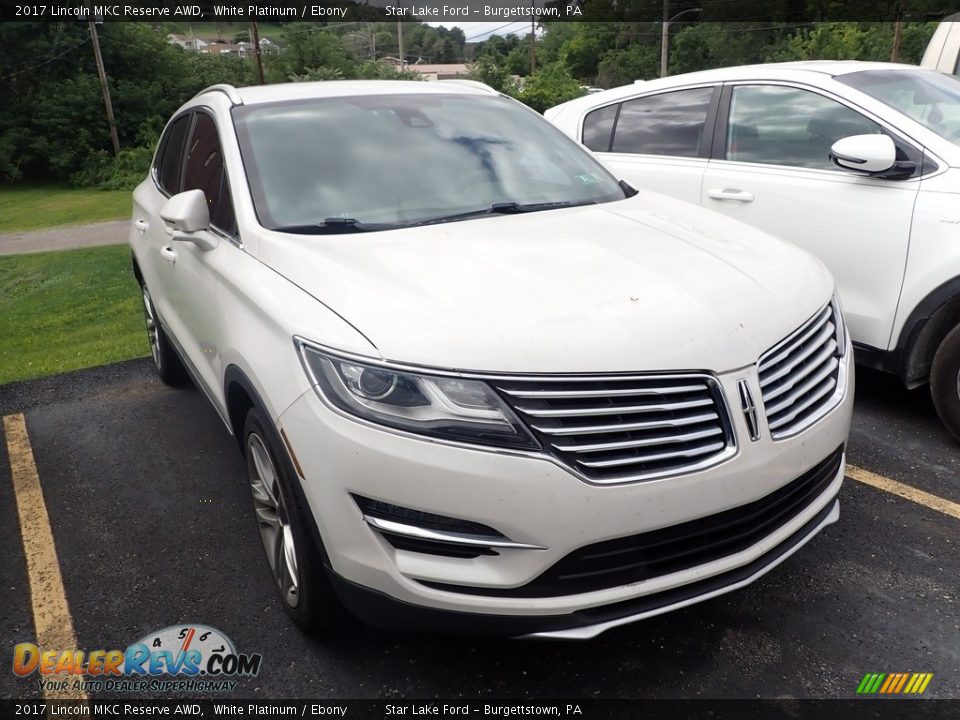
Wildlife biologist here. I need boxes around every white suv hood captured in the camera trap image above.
[258,192,833,374]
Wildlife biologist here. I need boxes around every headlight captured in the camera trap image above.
[296,341,539,450]
[831,292,847,357]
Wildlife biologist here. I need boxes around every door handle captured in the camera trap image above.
[708,188,755,202]
[160,246,177,264]
[134,219,149,233]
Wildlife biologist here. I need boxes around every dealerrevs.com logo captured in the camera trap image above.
[13,624,261,693]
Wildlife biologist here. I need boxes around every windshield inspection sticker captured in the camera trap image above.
[575,174,601,185]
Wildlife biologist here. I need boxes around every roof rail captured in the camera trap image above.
[193,83,244,105]
[438,79,499,95]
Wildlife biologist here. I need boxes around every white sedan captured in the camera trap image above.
[547,61,960,440]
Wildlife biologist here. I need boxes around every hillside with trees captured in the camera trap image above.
[0,17,942,189]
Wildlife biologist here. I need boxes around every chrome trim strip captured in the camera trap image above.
[363,516,546,551]
[552,426,723,453]
[531,412,719,436]
[520,499,840,640]
[759,305,832,371]
[736,379,760,442]
[761,340,838,399]
[511,397,714,417]
[767,347,848,440]
[576,440,727,468]
[764,360,838,417]
[499,384,705,399]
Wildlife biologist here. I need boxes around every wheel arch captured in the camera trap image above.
[224,363,335,569]
[131,251,144,286]
[223,364,264,449]
[896,276,960,388]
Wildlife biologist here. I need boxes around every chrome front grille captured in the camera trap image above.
[493,375,734,483]
[758,303,841,438]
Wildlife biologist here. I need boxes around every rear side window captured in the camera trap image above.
[156,114,190,194]
[182,112,237,236]
[582,104,618,152]
[611,87,713,157]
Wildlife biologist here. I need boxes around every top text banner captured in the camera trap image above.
[3,1,587,23]
[1,0,929,22]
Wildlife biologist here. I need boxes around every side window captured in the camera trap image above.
[611,87,713,157]
[582,104,618,152]
[182,112,237,236]
[155,114,190,194]
[726,85,882,170]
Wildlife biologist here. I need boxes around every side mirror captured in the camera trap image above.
[829,134,897,175]
[160,189,217,251]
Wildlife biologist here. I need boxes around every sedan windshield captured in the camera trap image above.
[232,92,627,233]
[837,69,960,146]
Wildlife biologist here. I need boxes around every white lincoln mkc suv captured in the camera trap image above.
[130,80,853,639]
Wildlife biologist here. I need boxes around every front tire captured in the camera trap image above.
[140,284,186,385]
[243,406,342,633]
[930,323,960,442]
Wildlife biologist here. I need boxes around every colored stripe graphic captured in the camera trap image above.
[857,673,933,695]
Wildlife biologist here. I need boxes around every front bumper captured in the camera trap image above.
[277,350,853,637]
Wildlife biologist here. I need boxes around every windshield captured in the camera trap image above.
[232,92,627,232]
[837,69,960,146]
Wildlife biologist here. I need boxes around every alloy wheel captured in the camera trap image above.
[141,287,161,370]
[246,432,300,608]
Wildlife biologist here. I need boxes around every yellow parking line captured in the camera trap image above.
[847,464,960,521]
[3,413,88,702]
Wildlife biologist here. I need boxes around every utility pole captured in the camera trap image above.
[660,0,670,78]
[87,17,120,157]
[661,6,701,78]
[530,2,536,75]
[250,21,265,84]
[891,0,905,62]
[397,22,404,69]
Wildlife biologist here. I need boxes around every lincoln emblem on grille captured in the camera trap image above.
[738,379,761,442]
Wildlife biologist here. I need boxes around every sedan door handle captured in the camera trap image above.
[160,246,177,265]
[134,219,149,233]
[707,188,755,202]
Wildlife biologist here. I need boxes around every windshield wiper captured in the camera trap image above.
[271,217,399,234]
[405,199,597,228]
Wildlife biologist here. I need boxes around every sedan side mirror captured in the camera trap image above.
[829,134,897,175]
[160,189,217,251]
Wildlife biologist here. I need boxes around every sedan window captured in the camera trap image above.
[725,85,882,170]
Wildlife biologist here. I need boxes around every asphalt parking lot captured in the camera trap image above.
[1,358,958,701]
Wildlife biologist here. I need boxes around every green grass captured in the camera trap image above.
[0,245,149,385]
[0,185,132,234]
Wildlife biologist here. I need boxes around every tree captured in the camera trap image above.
[467,56,514,93]
[511,62,586,113]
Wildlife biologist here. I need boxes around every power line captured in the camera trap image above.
[0,38,87,81]
[464,22,528,43]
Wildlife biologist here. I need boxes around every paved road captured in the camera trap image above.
[0,220,127,256]
[0,360,957,701]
